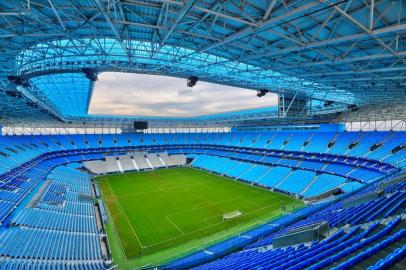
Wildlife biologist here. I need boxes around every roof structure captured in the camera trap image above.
[0,0,405,127]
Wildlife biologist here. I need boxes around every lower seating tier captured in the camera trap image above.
[166,175,406,270]
[192,154,362,198]
[0,165,107,269]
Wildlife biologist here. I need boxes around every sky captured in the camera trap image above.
[89,72,278,117]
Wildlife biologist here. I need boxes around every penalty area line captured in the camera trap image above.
[165,215,186,235]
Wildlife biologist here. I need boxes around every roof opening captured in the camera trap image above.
[89,72,278,117]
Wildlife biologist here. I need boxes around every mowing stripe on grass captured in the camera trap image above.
[97,167,304,261]
[106,177,145,248]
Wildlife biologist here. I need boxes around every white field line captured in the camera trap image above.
[103,169,295,250]
[99,176,129,260]
[165,197,242,219]
[203,213,223,226]
[106,179,145,248]
[192,201,213,210]
[165,215,186,235]
[144,200,281,248]
[116,179,213,198]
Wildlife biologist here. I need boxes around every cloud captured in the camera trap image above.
[88,72,278,117]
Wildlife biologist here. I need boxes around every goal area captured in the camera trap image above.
[223,210,242,221]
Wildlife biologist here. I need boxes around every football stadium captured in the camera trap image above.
[0,0,405,269]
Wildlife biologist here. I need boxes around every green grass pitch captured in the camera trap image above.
[98,167,303,267]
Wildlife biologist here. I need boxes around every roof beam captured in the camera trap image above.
[160,0,197,46]
[194,6,256,26]
[306,66,406,77]
[151,1,167,50]
[198,1,336,53]
[369,0,374,31]
[218,0,389,64]
[94,0,123,41]
[319,75,406,82]
[268,50,406,71]
[331,3,398,56]
[47,0,66,31]
[263,0,278,20]
[238,23,406,62]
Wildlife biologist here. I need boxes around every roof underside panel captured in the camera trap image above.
[17,38,354,105]
[30,73,92,117]
[0,0,404,127]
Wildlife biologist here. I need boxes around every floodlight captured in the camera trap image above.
[257,89,269,97]
[187,76,198,87]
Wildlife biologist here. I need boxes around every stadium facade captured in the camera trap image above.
[0,1,405,270]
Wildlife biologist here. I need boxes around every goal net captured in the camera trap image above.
[223,210,242,220]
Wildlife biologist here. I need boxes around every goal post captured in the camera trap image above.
[223,210,242,221]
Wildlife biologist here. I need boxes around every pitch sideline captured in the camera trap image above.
[105,178,146,249]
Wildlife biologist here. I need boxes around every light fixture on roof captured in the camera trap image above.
[7,75,30,88]
[256,89,269,97]
[187,76,198,87]
[324,100,334,107]
[347,104,359,112]
[5,90,23,98]
[82,68,98,81]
